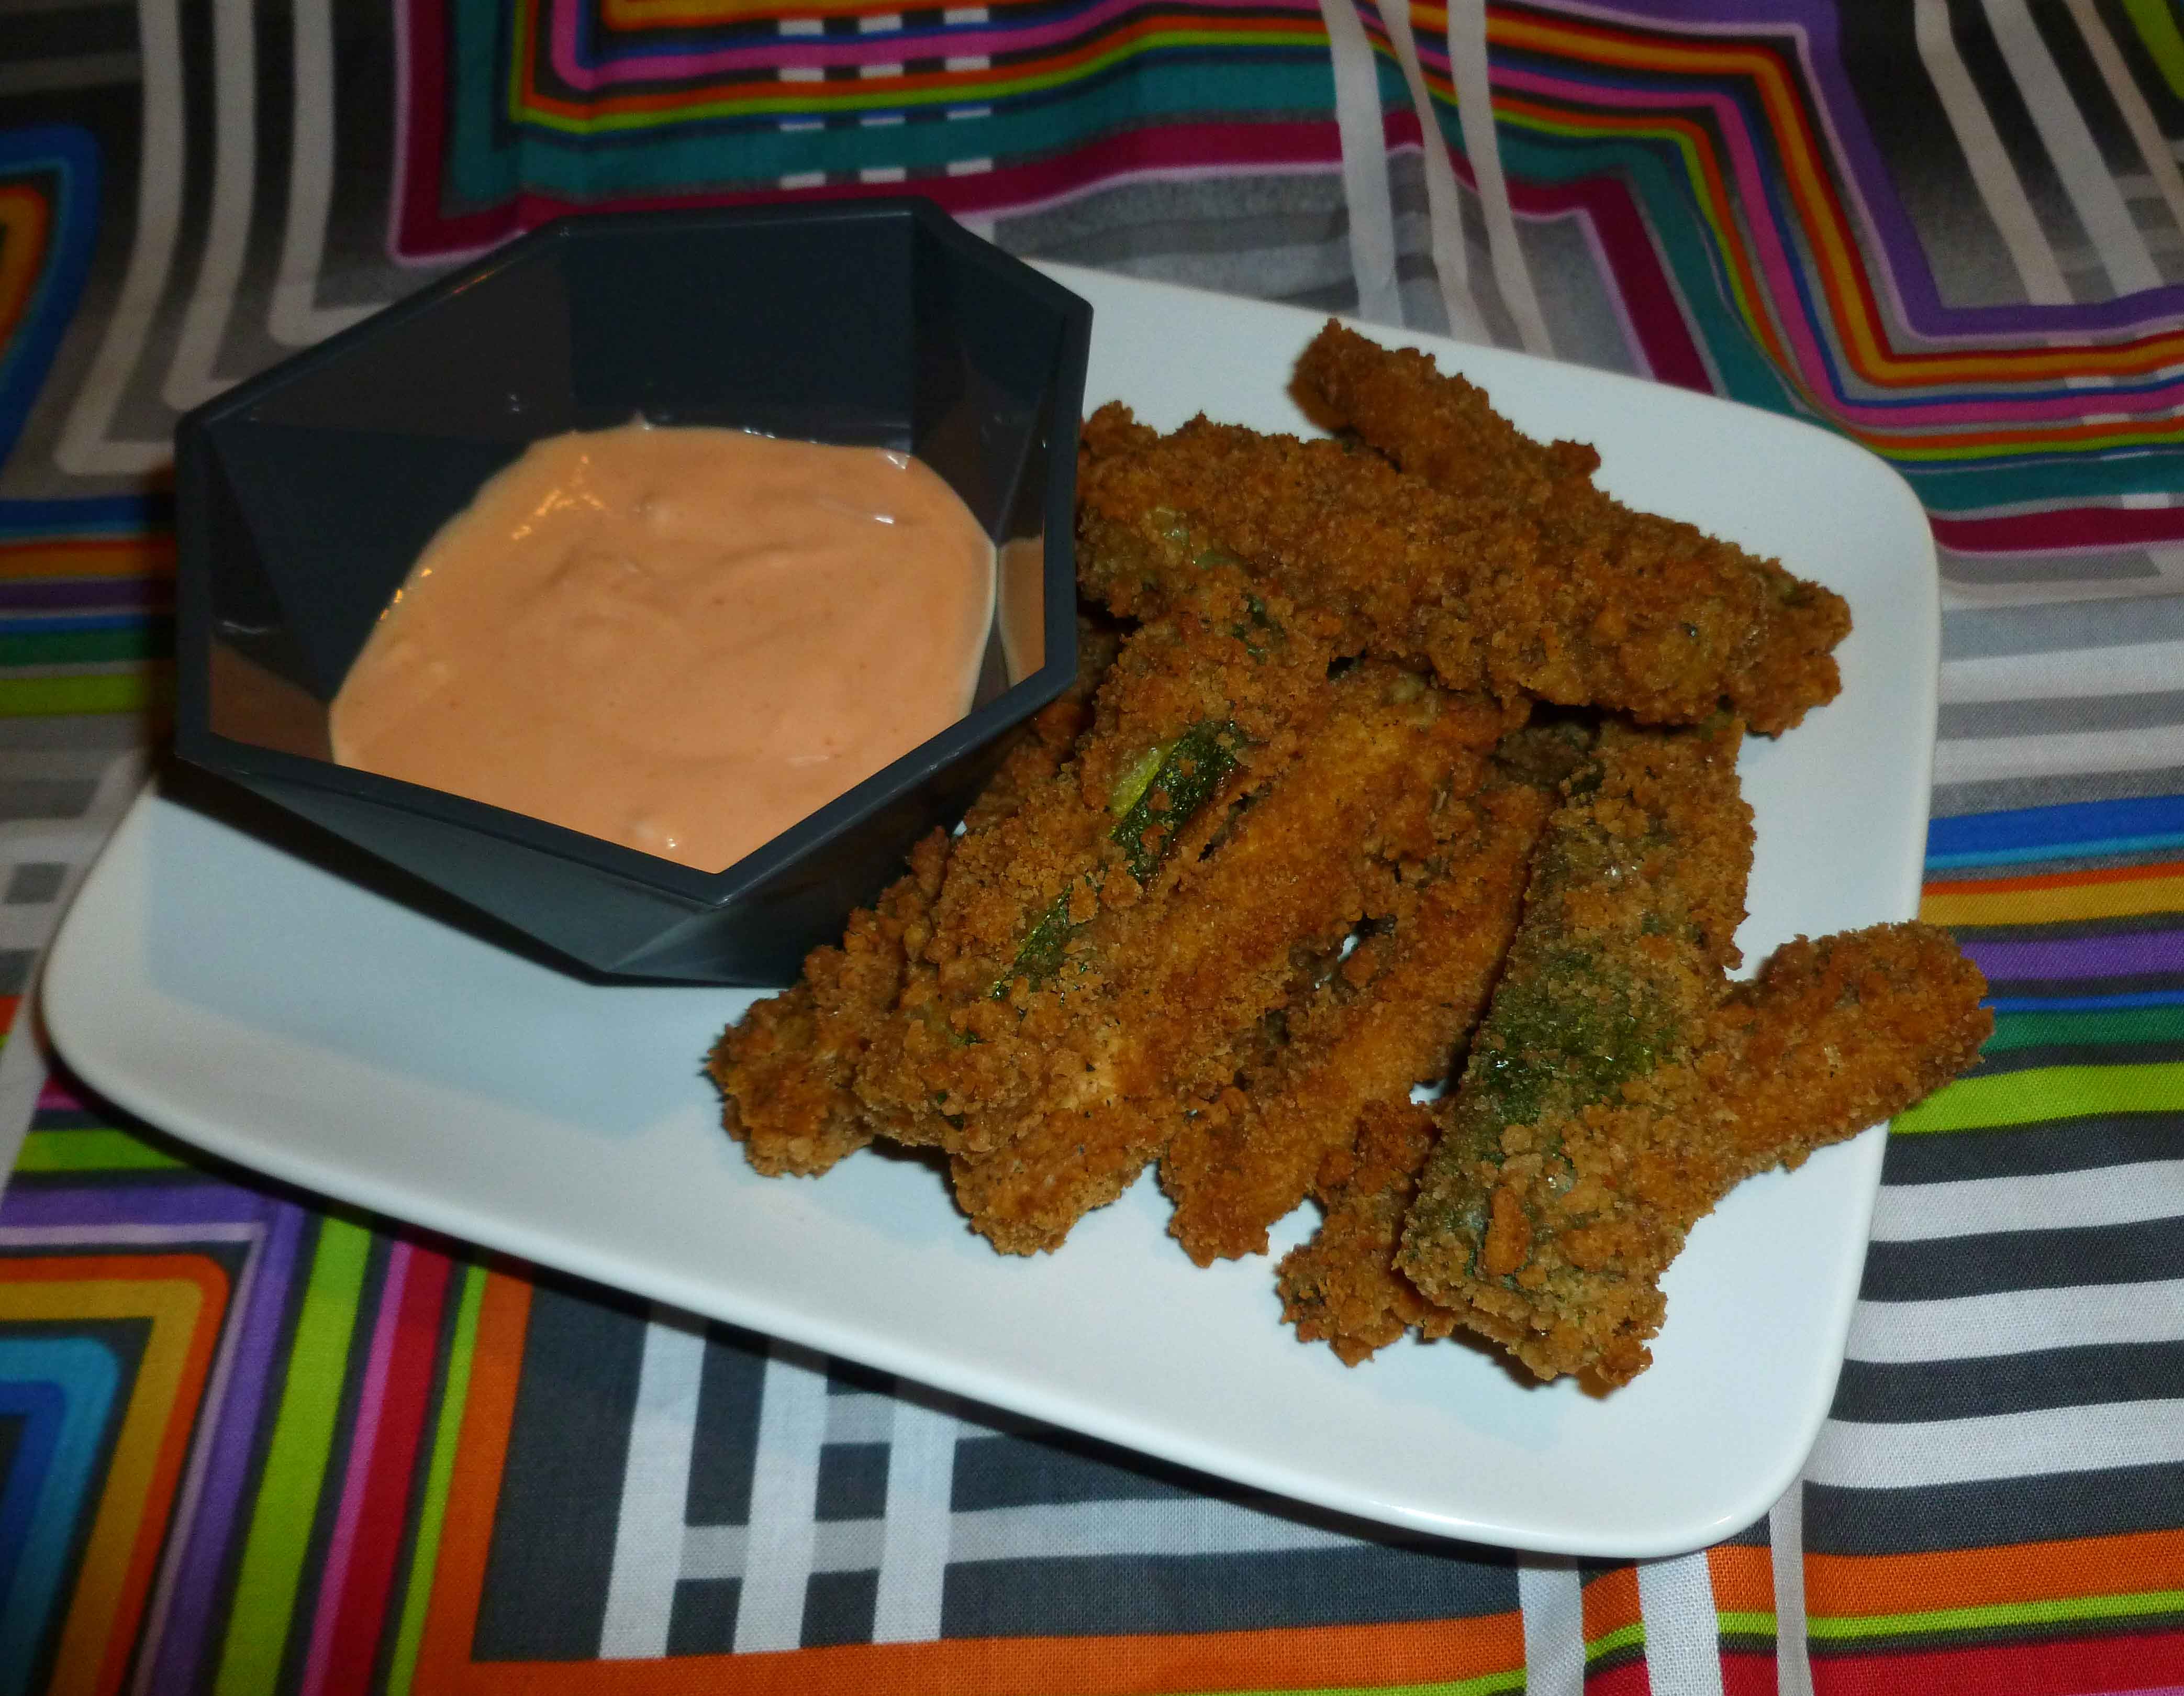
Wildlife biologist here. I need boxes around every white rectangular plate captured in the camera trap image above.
[42,265,1937,1557]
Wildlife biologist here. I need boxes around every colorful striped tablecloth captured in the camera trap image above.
[0,1,2179,1690]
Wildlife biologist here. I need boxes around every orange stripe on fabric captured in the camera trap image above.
[0,538,176,580]
[1708,1544,1774,1616]
[1583,1566,1644,1643]
[1925,858,2184,898]
[604,0,1046,20]
[1806,1527,2184,1616]
[414,1265,533,1689]
[0,1257,229,1696]
[1485,14,1877,390]
[413,1269,1522,1694]
[0,184,52,350]
[430,1615,1526,1696]
[1923,862,2184,928]
[1492,95,1801,394]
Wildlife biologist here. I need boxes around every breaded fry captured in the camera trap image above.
[1704,922,1993,1176]
[1161,774,1551,1264]
[854,579,1342,1155]
[708,829,951,1176]
[708,641,1111,1177]
[1282,924,1989,1374]
[1077,411,1539,697]
[1078,409,1823,730]
[1398,715,1753,1385]
[1291,322,1850,734]
[1410,922,1988,1386]
[1292,320,1600,507]
[1276,1100,1454,1365]
[950,666,1522,1254]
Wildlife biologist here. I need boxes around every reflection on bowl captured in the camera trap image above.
[174,200,1091,983]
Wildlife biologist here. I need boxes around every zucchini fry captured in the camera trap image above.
[1161,774,1551,1264]
[1292,320,1600,508]
[708,829,951,1177]
[1702,922,1991,1177]
[1292,322,1849,735]
[1277,1100,1456,1366]
[854,577,1342,1156]
[1285,921,1989,1374]
[709,648,1110,1177]
[1397,715,1753,1384]
[950,666,1522,1253]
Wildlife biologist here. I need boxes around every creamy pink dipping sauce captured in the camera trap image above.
[328,424,995,872]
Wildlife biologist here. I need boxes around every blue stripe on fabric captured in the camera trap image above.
[1986,991,2184,1013]
[1927,833,2184,871]
[0,1381,61,1603]
[0,614,158,636]
[0,1338,119,1696]
[1926,796,2184,866]
[0,496,174,539]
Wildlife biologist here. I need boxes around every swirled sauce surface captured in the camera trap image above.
[329,424,995,872]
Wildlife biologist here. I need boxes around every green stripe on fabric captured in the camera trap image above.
[386,1261,486,1696]
[0,671,164,717]
[2123,0,2184,101]
[1810,1586,2184,1641]
[214,1217,372,1696]
[14,1128,187,1172]
[1717,1610,1776,1636]
[1985,1006,2184,1053]
[1179,1676,1523,1696]
[0,628,164,668]
[1892,1062,2184,1133]
[1586,1621,1646,1661]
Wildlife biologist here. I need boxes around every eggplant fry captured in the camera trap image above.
[1397,714,1753,1385]
[1292,321,1849,735]
[1161,774,1551,1265]
[950,666,1521,1254]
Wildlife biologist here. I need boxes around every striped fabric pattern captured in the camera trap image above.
[0,0,2179,1690]
[1795,794,2184,1687]
[398,0,2184,604]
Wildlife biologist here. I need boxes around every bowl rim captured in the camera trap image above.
[172,196,1093,909]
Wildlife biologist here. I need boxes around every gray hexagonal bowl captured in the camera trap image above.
[173,201,1091,983]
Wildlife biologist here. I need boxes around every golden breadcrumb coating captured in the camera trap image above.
[1282,923,1990,1374]
[1290,322,1852,734]
[1160,774,1550,1265]
[854,578,1342,1157]
[707,638,1111,1177]
[1292,320,1601,507]
[1277,1100,1455,1366]
[1704,923,1994,1178]
[951,665,1522,1254]
[1398,715,1754,1384]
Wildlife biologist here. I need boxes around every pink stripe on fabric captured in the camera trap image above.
[1489,62,2184,429]
[296,1240,411,1696]
[549,0,1306,91]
